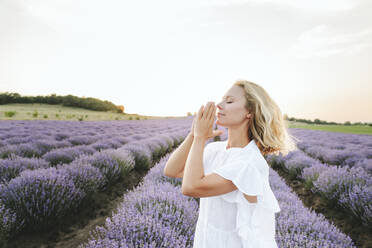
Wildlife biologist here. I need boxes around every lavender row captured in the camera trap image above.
[80,147,355,248]
[0,139,130,183]
[0,131,187,242]
[0,150,134,237]
[269,168,356,247]
[0,123,193,183]
[0,118,193,160]
[289,128,372,171]
[0,119,191,146]
[0,130,172,160]
[0,133,172,160]
[0,123,189,186]
[267,148,372,227]
[79,155,200,248]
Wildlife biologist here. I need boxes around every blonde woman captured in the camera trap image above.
[163,80,298,248]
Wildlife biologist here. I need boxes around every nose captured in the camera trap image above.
[216,101,223,110]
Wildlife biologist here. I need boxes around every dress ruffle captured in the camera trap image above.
[212,159,280,248]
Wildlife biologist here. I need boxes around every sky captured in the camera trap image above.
[0,0,371,123]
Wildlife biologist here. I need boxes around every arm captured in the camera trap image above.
[181,136,256,202]
[181,136,237,197]
[163,132,194,178]
[181,102,236,196]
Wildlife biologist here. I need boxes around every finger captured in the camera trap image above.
[200,103,207,119]
[207,104,216,121]
[198,105,204,120]
[204,102,213,120]
[205,104,215,123]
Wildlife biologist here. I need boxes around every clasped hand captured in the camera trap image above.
[191,102,223,140]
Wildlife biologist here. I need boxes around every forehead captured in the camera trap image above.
[222,85,245,99]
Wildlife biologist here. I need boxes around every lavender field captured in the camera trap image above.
[80,153,356,248]
[0,119,371,247]
[267,129,372,228]
[0,118,192,247]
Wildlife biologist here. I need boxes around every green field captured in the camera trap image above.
[0,103,179,121]
[287,121,372,135]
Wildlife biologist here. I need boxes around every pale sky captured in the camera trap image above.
[1,0,371,123]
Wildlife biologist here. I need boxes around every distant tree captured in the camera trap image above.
[117,105,125,113]
[187,112,192,116]
[0,92,122,113]
[344,121,351,126]
[314,118,321,124]
[45,93,61,104]
[0,92,21,104]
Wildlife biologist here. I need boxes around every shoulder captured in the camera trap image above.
[229,142,269,176]
[205,140,225,152]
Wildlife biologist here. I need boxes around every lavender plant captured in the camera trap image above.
[0,155,49,184]
[0,167,85,230]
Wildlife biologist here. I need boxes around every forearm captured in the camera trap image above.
[163,132,194,176]
[182,136,207,191]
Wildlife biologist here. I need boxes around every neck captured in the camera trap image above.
[226,125,250,149]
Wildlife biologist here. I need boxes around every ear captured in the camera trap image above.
[246,113,252,119]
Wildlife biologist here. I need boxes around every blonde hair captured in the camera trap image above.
[233,80,299,156]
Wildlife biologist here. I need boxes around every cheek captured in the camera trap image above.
[228,105,244,114]
[229,106,248,119]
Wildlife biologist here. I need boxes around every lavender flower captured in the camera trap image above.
[57,162,106,195]
[313,166,370,201]
[0,167,85,230]
[42,145,96,166]
[0,155,49,183]
[120,143,152,171]
[339,184,372,227]
[77,149,135,183]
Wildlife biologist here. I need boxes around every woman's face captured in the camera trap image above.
[216,85,251,127]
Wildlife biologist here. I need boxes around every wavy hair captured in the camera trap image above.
[233,80,299,156]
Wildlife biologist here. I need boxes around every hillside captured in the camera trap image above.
[0,103,183,121]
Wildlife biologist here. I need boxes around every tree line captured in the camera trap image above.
[283,114,372,126]
[0,92,124,113]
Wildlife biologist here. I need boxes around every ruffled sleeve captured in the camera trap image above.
[212,158,280,248]
[212,159,265,204]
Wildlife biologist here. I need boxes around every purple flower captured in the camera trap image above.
[0,167,85,230]
[0,155,49,183]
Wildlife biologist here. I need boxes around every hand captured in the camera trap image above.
[193,102,223,140]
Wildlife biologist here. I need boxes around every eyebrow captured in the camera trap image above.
[222,95,234,99]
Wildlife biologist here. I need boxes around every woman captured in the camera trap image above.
[163,80,298,248]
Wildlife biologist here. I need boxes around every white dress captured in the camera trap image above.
[192,140,281,248]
